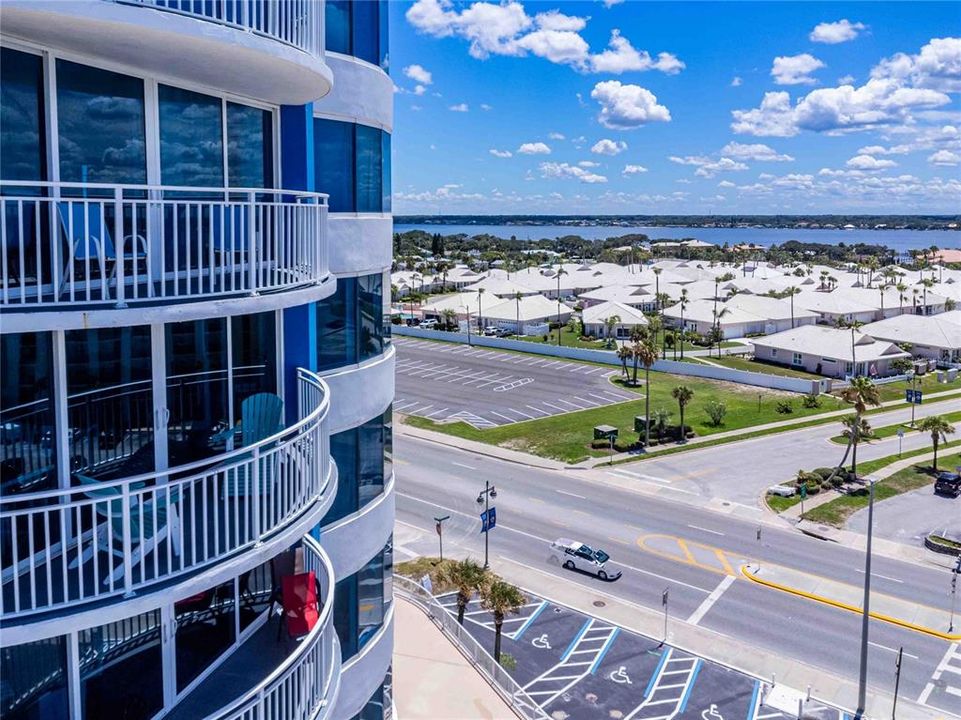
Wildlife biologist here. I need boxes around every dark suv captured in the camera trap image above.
[934,472,961,498]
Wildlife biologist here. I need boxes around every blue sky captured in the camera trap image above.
[388,1,961,215]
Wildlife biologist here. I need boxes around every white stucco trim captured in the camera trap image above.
[1,1,333,105]
[315,53,393,131]
[328,215,393,277]
[332,605,394,720]
[320,345,395,434]
[319,474,395,579]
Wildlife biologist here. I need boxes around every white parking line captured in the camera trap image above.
[424,407,449,418]
[525,405,551,417]
[506,408,536,419]
[583,367,604,374]
[556,398,590,410]
[541,401,569,413]
[489,411,516,424]
[573,396,600,407]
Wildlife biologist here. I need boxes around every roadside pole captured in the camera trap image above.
[661,588,669,646]
[897,427,904,458]
[950,555,960,634]
[856,479,876,719]
[434,515,449,561]
[892,646,903,720]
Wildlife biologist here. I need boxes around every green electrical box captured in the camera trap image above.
[593,424,618,441]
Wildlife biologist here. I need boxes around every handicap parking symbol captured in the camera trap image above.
[701,704,723,720]
[531,633,551,650]
[609,666,632,684]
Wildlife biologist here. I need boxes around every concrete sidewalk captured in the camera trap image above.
[392,597,516,720]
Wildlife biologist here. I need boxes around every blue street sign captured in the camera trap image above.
[905,389,923,404]
[480,507,497,533]
[915,391,923,405]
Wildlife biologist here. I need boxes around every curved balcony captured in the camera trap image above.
[1,181,331,330]
[333,605,394,720]
[1,1,332,104]
[204,534,341,720]
[0,369,334,624]
[320,346,395,434]
[319,474,394,580]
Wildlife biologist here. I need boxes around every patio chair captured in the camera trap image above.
[213,393,283,497]
[279,570,320,639]
[57,201,148,298]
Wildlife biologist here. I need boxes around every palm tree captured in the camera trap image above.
[917,415,956,471]
[616,344,632,377]
[441,308,457,330]
[634,328,659,447]
[652,407,671,438]
[784,286,800,329]
[841,414,873,477]
[831,377,882,481]
[896,282,908,315]
[437,557,488,625]
[653,267,662,310]
[554,267,568,346]
[711,306,730,358]
[513,291,523,334]
[436,261,450,292]
[671,385,694,442]
[480,578,526,662]
[604,314,621,339]
[476,287,486,331]
[677,289,689,359]
[920,277,935,315]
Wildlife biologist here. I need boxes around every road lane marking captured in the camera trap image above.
[919,643,960,705]
[868,641,919,659]
[451,462,476,470]
[637,534,741,577]
[687,524,725,536]
[555,489,586,499]
[854,568,904,584]
[685,575,736,626]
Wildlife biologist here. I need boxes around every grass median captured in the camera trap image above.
[801,449,961,527]
[829,410,961,445]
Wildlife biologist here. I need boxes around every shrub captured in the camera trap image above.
[813,467,835,480]
[802,393,821,409]
[500,653,518,671]
[705,401,727,427]
[775,400,794,414]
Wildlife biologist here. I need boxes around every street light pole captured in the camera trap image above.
[950,555,960,634]
[856,479,876,719]
[476,481,497,569]
[434,515,449,561]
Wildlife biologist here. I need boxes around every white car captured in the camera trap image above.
[548,538,614,580]
[483,326,502,336]
[419,318,438,328]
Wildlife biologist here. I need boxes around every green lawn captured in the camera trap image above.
[708,355,824,380]
[405,371,847,464]
[829,410,961,445]
[516,327,740,352]
[802,450,961,527]
[836,373,961,404]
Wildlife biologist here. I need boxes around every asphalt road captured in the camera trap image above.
[394,435,961,718]
[394,337,635,428]
[434,590,812,720]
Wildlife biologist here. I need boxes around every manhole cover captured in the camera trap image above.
[593,600,606,607]
[722,501,731,507]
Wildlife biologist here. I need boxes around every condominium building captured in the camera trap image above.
[0,2,394,719]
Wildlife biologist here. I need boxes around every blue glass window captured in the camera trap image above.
[316,276,356,370]
[355,124,382,213]
[352,0,379,66]
[333,539,393,662]
[1,48,45,186]
[159,85,224,188]
[227,102,273,189]
[313,118,354,212]
[325,405,391,524]
[56,60,146,187]
[382,132,391,212]
[358,272,384,360]
[231,312,278,411]
[325,0,351,55]
[1,636,69,720]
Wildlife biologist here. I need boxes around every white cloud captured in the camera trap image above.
[540,161,607,183]
[837,74,856,85]
[578,160,601,167]
[669,155,749,178]
[411,104,422,111]
[603,0,625,6]
[623,164,648,175]
[403,64,433,85]
[718,180,737,188]
[591,138,628,155]
[731,76,742,87]
[449,103,469,112]
[810,20,866,45]
[517,142,552,154]
[489,149,513,158]
[413,84,427,96]
[856,144,911,155]
[591,80,671,129]
[588,30,685,74]
[846,154,898,170]
[928,149,961,166]
[406,0,683,75]
[771,53,825,85]
[732,41,956,137]
[720,142,794,161]
[481,103,493,111]
[548,132,566,140]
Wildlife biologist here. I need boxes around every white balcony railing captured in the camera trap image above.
[207,534,340,720]
[0,369,332,621]
[0,180,328,309]
[117,0,324,57]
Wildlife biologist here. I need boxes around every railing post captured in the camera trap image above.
[114,186,127,308]
[251,445,261,542]
[122,482,134,596]
[247,191,258,295]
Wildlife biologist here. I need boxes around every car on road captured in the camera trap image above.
[549,538,617,580]
[483,326,505,336]
[934,471,961,497]
[419,318,439,328]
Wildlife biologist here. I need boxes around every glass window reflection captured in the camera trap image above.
[325,0,351,55]
[0,48,46,186]
[355,124,382,213]
[231,312,278,415]
[358,272,384,361]
[159,85,224,188]
[325,406,391,524]
[227,102,273,189]
[314,119,354,213]
[1,636,68,720]
[79,609,163,720]
[316,276,356,370]
[57,60,146,188]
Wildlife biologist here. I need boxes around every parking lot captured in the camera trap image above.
[436,591,843,720]
[394,338,636,429]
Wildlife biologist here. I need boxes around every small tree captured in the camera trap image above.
[437,558,488,625]
[652,408,671,438]
[705,401,727,427]
[917,415,956,470]
[671,386,694,441]
[604,314,621,339]
[616,345,632,377]
[841,414,873,477]
[480,578,526,662]
[566,315,582,339]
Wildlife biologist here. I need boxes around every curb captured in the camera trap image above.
[740,564,961,642]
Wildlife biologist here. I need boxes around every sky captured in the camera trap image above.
[388,1,961,215]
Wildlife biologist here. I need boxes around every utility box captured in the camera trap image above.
[593,424,618,441]
[633,416,648,434]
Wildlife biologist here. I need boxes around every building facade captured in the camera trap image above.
[0,2,394,719]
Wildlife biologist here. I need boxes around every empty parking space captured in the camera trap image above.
[393,338,637,429]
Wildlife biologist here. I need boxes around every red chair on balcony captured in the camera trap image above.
[279,570,320,639]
